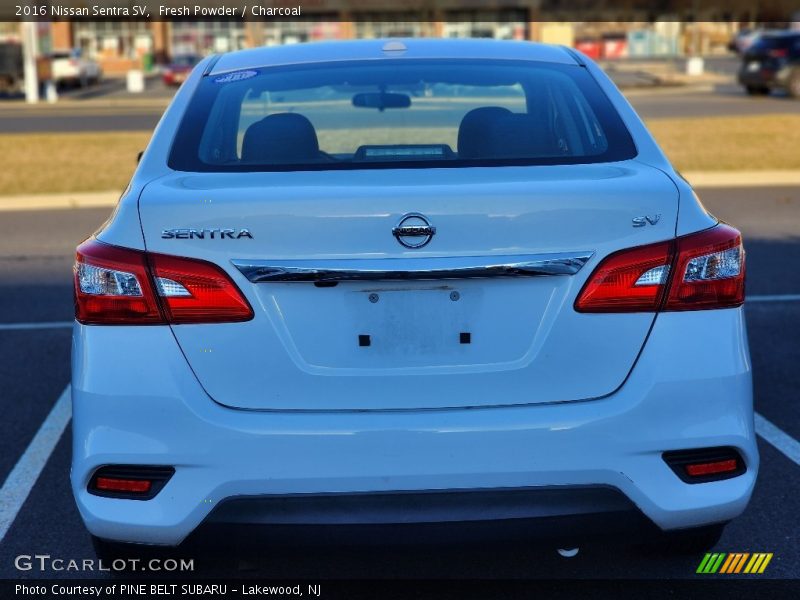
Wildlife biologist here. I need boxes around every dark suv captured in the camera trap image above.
[738,31,800,97]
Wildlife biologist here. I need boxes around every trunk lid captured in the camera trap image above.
[139,162,677,411]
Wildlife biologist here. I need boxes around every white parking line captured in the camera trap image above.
[0,385,71,542]
[0,321,73,331]
[748,294,800,303]
[755,412,800,467]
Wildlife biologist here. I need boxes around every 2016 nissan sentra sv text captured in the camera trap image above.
[71,39,757,556]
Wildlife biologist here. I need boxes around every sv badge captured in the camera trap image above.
[632,214,661,228]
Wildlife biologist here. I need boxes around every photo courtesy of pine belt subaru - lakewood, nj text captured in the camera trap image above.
[71,39,756,558]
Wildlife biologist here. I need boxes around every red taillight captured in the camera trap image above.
[74,240,163,324]
[572,241,673,312]
[575,224,744,313]
[74,239,253,325]
[685,460,739,477]
[664,224,745,311]
[150,253,254,324]
[95,477,152,493]
[768,48,788,58]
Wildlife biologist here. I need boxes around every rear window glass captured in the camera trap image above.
[169,59,637,172]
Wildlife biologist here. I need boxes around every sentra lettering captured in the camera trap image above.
[161,229,253,240]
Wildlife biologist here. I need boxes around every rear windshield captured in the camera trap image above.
[169,58,637,172]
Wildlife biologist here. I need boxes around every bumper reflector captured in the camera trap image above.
[95,477,152,494]
[663,447,745,484]
[685,459,739,478]
[88,466,174,500]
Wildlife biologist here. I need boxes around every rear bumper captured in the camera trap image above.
[206,486,633,525]
[192,487,662,547]
[71,308,757,546]
[738,66,791,88]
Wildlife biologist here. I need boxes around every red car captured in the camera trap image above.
[162,55,201,86]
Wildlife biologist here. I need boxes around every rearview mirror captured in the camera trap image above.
[352,92,411,111]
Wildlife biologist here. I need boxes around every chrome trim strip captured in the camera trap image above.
[231,252,594,283]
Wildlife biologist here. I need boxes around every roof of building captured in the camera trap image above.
[209,38,579,75]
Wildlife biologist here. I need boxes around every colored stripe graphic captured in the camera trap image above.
[733,553,750,574]
[758,554,774,574]
[744,553,774,574]
[720,553,749,573]
[708,552,773,575]
[698,552,772,575]
[697,553,726,574]
[720,554,737,574]
[696,553,713,573]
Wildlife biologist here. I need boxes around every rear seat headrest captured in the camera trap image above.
[457,106,559,160]
[241,113,320,163]
[457,107,513,159]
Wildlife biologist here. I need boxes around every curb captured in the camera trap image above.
[621,83,717,97]
[0,191,120,212]
[683,171,800,188]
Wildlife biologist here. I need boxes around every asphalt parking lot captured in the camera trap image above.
[0,183,798,580]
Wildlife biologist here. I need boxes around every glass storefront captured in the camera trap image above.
[262,19,342,46]
[73,21,151,60]
[354,17,431,38]
[170,21,246,55]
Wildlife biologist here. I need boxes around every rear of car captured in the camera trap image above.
[51,50,102,87]
[71,40,757,551]
[728,29,760,54]
[0,42,23,94]
[738,31,800,96]
[162,55,201,86]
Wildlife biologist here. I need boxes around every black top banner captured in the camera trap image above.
[2,0,800,22]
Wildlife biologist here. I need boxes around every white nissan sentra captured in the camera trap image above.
[71,39,756,556]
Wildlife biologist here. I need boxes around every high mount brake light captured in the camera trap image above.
[575,224,744,313]
[74,239,253,325]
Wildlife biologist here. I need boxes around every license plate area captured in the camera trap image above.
[353,286,474,355]
[263,279,559,370]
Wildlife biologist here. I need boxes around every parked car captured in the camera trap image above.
[738,31,800,96]
[728,28,762,54]
[51,49,102,87]
[0,42,23,94]
[162,54,201,86]
[72,39,756,559]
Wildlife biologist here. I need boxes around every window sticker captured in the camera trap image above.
[214,70,259,84]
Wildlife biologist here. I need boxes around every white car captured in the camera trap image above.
[71,39,757,557]
[51,50,102,87]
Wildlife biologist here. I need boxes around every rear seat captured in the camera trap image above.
[241,113,321,163]
[457,106,561,159]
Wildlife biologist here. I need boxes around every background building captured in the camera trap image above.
[30,0,799,75]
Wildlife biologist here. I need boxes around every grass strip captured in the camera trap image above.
[1,115,799,196]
